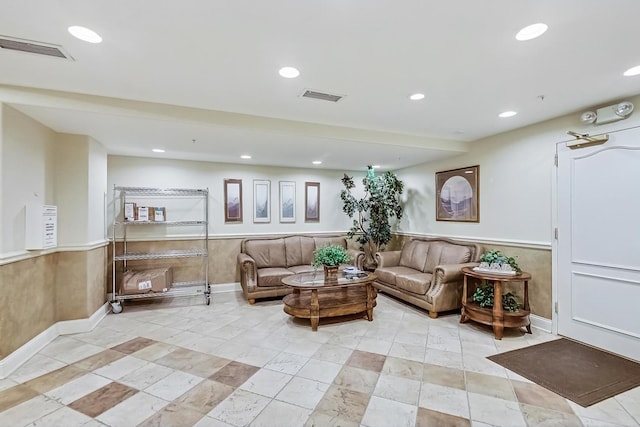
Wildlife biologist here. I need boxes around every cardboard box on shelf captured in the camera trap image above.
[137,206,149,221]
[150,207,166,221]
[124,202,136,221]
[120,267,173,295]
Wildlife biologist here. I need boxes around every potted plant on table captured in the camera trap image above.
[472,250,522,312]
[312,244,352,282]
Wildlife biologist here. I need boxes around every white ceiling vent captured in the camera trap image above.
[300,89,344,103]
[0,36,73,60]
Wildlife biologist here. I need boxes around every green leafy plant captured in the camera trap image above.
[312,244,352,268]
[479,250,521,273]
[472,282,520,312]
[340,166,404,267]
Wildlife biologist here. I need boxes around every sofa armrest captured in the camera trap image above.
[347,249,365,271]
[375,251,402,268]
[237,253,257,288]
[434,262,480,283]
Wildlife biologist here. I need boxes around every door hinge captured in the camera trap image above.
[554,153,558,166]
[554,227,558,239]
[554,301,558,313]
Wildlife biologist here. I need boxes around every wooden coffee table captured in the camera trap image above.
[281,271,377,331]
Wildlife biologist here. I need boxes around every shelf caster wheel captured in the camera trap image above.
[111,301,123,314]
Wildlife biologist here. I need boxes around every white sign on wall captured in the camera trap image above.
[25,204,57,250]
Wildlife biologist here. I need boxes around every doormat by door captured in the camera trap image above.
[487,338,640,407]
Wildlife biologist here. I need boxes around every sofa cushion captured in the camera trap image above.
[284,236,315,267]
[424,242,471,272]
[288,265,316,274]
[396,273,433,295]
[245,239,287,269]
[375,266,420,286]
[398,240,429,272]
[256,267,293,287]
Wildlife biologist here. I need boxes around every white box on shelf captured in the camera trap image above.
[25,204,57,250]
[137,206,149,221]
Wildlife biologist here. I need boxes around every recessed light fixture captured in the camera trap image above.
[623,65,640,77]
[499,111,517,118]
[68,26,102,43]
[409,93,425,101]
[312,160,322,165]
[515,23,548,41]
[152,148,165,153]
[240,155,252,159]
[279,66,300,78]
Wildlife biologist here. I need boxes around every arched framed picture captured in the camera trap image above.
[435,165,479,222]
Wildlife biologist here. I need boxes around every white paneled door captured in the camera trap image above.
[556,126,640,361]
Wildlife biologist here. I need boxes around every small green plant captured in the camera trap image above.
[479,250,521,273]
[472,282,520,312]
[312,244,352,268]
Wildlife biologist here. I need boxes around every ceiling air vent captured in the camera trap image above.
[301,89,344,103]
[0,36,72,60]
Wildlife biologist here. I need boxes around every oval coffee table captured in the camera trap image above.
[281,271,377,331]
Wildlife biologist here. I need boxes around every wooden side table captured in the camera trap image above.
[460,266,532,340]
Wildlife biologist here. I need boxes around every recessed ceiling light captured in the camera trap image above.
[68,26,102,43]
[312,160,322,165]
[240,155,251,159]
[279,66,300,78]
[409,93,425,101]
[499,111,517,118]
[515,23,548,41]
[623,65,640,77]
[152,148,165,153]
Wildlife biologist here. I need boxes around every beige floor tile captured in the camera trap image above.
[415,407,471,427]
[346,350,386,372]
[138,402,205,427]
[520,403,583,427]
[276,376,329,410]
[44,373,112,405]
[381,356,424,380]
[68,381,138,418]
[72,349,126,371]
[155,347,231,378]
[467,392,526,427]
[175,379,235,414]
[314,384,370,424]
[250,399,312,427]
[419,382,470,419]
[209,360,259,388]
[512,379,573,413]
[23,364,87,394]
[361,395,418,427]
[423,363,466,390]
[0,384,40,412]
[373,373,421,405]
[465,371,516,401]
[333,366,379,395]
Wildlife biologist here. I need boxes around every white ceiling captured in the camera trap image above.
[1,0,640,171]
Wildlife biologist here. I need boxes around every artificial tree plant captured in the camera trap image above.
[340,166,404,268]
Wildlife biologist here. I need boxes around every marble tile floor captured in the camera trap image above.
[1,291,639,427]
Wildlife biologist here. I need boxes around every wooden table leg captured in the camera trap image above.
[460,275,469,323]
[310,289,319,331]
[492,280,504,340]
[366,283,374,321]
[524,279,532,334]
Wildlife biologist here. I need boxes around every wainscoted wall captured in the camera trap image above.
[0,245,107,358]
[388,234,552,319]
[0,254,57,359]
[108,233,362,291]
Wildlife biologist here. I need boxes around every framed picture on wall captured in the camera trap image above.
[253,179,271,223]
[224,179,243,223]
[279,181,296,223]
[435,165,479,222]
[305,182,320,222]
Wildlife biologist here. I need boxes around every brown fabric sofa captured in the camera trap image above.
[374,237,482,318]
[237,235,365,304]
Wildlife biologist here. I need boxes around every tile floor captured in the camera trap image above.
[1,291,639,427]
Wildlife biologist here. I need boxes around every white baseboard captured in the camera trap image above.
[0,302,110,379]
[211,282,241,293]
[530,314,553,334]
[57,302,110,335]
